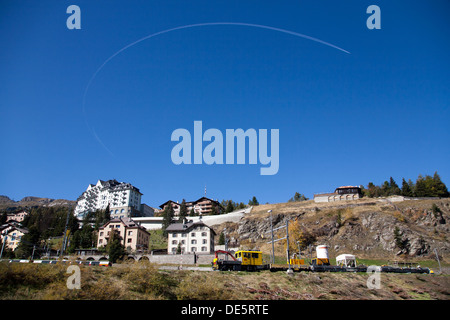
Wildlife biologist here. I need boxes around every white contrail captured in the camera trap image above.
[82,22,350,155]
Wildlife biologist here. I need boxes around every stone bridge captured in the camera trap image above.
[43,253,215,265]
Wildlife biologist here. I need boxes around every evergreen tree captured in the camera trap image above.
[380,180,391,196]
[162,203,175,236]
[67,229,81,253]
[407,179,415,195]
[389,177,401,195]
[0,212,7,225]
[218,232,225,245]
[294,192,308,201]
[248,196,259,206]
[361,172,448,199]
[415,175,427,197]
[189,207,196,216]
[80,223,94,248]
[178,199,188,222]
[15,225,40,259]
[94,207,110,230]
[401,178,413,197]
[423,175,436,196]
[210,202,222,215]
[107,229,125,263]
[432,172,449,197]
[225,200,234,213]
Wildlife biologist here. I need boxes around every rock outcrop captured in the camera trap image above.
[230,199,450,259]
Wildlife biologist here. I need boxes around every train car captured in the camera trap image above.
[212,250,269,271]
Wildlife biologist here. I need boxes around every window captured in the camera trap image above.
[121,209,125,213]
[100,232,104,236]
[201,247,207,252]
[127,238,132,243]
[172,233,178,237]
[191,247,197,252]
[191,232,196,237]
[191,240,197,244]
[201,232,207,237]
[172,240,177,245]
[128,231,133,236]
[202,239,207,244]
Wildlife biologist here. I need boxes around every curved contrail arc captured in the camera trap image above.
[82,22,351,156]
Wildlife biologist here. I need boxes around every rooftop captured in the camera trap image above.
[166,220,216,235]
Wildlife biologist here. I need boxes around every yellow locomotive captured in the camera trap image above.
[212,250,269,271]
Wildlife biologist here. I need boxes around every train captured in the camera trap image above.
[212,245,433,274]
[212,250,270,271]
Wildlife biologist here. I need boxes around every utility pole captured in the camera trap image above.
[285,219,293,275]
[434,248,442,274]
[268,210,274,264]
[223,228,228,261]
[265,215,293,275]
[31,245,36,261]
[0,235,7,259]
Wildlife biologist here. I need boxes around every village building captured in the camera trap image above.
[159,197,223,216]
[97,217,150,252]
[6,211,29,223]
[166,219,216,254]
[314,186,363,203]
[0,224,29,251]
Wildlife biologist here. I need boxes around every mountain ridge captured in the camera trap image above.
[0,195,75,210]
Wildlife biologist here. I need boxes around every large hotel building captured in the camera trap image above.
[74,179,153,219]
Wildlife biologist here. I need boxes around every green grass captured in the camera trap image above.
[148,229,167,250]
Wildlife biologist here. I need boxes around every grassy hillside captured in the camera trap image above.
[1,261,449,300]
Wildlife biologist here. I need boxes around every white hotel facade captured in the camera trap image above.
[74,179,149,220]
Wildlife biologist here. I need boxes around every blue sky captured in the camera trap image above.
[1,0,449,207]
